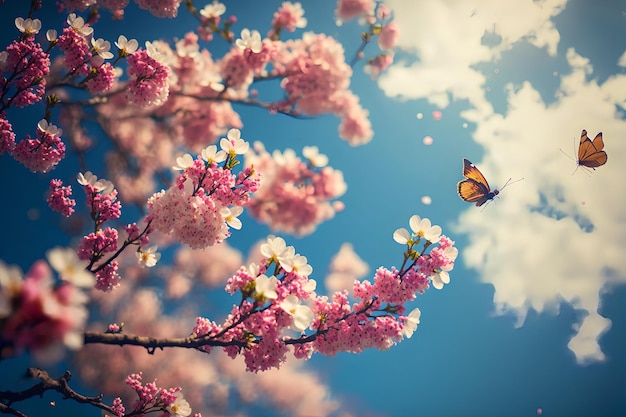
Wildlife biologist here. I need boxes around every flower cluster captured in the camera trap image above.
[268,1,307,39]
[12,119,65,173]
[114,372,193,417]
[56,14,94,77]
[74,171,153,291]
[393,215,459,291]
[0,24,50,110]
[0,253,91,363]
[135,0,182,18]
[194,235,317,372]
[146,128,260,250]
[190,215,456,372]
[47,178,76,217]
[0,114,16,154]
[125,41,171,107]
[335,0,376,21]
[245,143,346,236]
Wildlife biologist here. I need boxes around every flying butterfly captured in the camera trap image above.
[575,129,607,170]
[457,159,521,207]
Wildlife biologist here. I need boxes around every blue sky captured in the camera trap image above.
[0,0,625,416]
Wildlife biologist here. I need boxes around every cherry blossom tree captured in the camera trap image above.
[0,1,457,416]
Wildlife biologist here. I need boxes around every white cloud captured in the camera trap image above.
[456,50,626,364]
[380,0,626,363]
[380,0,566,116]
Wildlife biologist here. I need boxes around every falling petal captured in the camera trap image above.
[422,136,433,145]
[332,201,345,212]
[462,122,468,128]
[432,110,442,120]
[421,196,432,205]
[416,112,423,120]
[537,408,543,415]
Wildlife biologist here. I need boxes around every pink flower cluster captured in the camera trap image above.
[73,171,151,292]
[84,61,116,93]
[193,236,318,372]
[335,0,375,21]
[57,25,92,77]
[58,0,177,18]
[0,36,50,109]
[125,47,170,107]
[245,143,347,236]
[268,1,307,39]
[0,113,16,154]
[58,0,97,11]
[0,259,89,363]
[97,0,131,13]
[276,32,374,144]
[116,372,192,417]
[47,178,76,217]
[305,232,456,357]
[134,0,182,18]
[12,120,66,173]
[365,53,394,79]
[189,216,456,373]
[146,136,260,250]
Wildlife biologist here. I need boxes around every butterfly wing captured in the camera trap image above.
[462,158,491,190]
[458,159,493,206]
[577,130,607,168]
[458,179,491,206]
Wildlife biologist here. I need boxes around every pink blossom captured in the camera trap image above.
[84,62,115,93]
[244,144,346,236]
[77,227,119,262]
[57,26,92,76]
[279,33,352,115]
[94,261,121,292]
[337,94,373,145]
[47,179,76,217]
[147,154,259,249]
[1,37,50,108]
[97,0,130,12]
[58,0,96,11]
[0,260,88,363]
[12,123,66,173]
[365,53,393,79]
[125,48,170,107]
[270,2,307,35]
[335,0,375,21]
[378,21,399,50]
[147,185,228,250]
[82,184,122,226]
[220,47,254,91]
[111,397,125,417]
[0,114,16,154]
[134,0,182,18]
[243,39,276,75]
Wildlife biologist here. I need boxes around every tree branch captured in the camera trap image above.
[83,331,247,353]
[0,368,115,416]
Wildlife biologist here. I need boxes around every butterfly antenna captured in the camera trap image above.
[499,177,524,192]
[560,147,575,162]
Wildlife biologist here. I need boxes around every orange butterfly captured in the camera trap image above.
[576,129,607,169]
[457,159,521,207]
